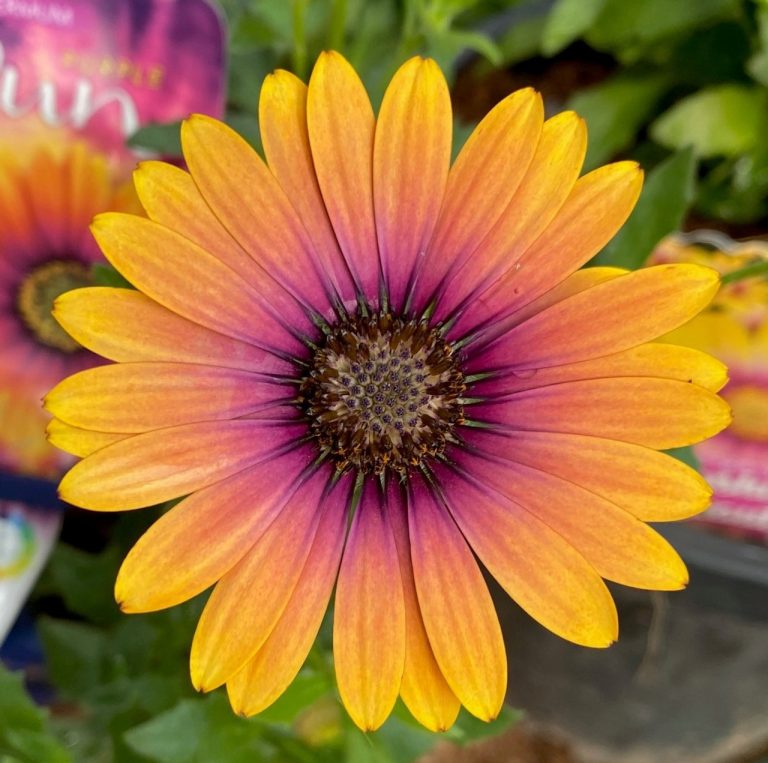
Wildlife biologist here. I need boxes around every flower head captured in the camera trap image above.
[47,53,730,731]
[0,141,136,475]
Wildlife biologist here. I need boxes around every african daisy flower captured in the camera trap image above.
[0,141,136,475]
[46,53,730,732]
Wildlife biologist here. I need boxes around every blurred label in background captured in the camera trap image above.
[0,0,226,161]
[0,502,60,641]
[652,233,768,545]
[0,0,226,648]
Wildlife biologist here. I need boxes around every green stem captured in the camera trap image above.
[720,260,768,285]
[292,0,308,79]
[327,0,347,50]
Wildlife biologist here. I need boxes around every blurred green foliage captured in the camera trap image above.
[3,512,518,762]
[537,0,768,227]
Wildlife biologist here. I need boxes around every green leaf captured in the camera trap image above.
[344,728,393,763]
[0,669,46,734]
[38,618,109,698]
[748,6,768,86]
[256,672,333,725]
[385,700,520,755]
[541,0,607,56]
[567,75,668,170]
[665,446,700,471]
[425,27,502,71]
[90,263,134,289]
[127,121,182,155]
[372,716,437,762]
[447,705,522,744]
[0,667,72,763]
[586,0,739,53]
[494,12,546,66]
[596,148,696,269]
[125,694,280,763]
[42,543,122,624]
[196,695,273,763]
[651,85,768,158]
[3,731,72,763]
[123,700,205,763]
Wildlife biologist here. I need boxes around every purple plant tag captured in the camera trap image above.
[0,0,226,158]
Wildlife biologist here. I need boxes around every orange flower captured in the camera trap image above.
[47,53,729,731]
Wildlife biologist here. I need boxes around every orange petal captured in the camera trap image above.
[115,450,312,613]
[135,161,314,327]
[465,429,713,522]
[45,362,290,433]
[134,162,256,278]
[59,419,306,510]
[334,481,405,731]
[471,377,731,449]
[374,57,452,310]
[437,111,586,320]
[307,51,379,301]
[190,468,329,691]
[259,69,355,301]
[90,214,305,354]
[473,343,728,398]
[439,466,618,647]
[407,480,506,721]
[459,266,626,345]
[46,418,128,458]
[227,476,350,717]
[456,161,643,335]
[181,114,335,311]
[474,264,720,371]
[461,453,689,590]
[411,87,544,311]
[53,287,292,375]
[386,483,460,732]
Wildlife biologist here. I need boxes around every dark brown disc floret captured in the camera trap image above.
[298,311,466,475]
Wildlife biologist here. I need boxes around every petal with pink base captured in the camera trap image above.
[374,57,452,311]
[307,51,380,302]
[334,480,406,732]
[116,447,314,613]
[190,467,331,692]
[407,478,506,721]
[227,475,351,717]
[438,465,618,647]
[59,419,306,511]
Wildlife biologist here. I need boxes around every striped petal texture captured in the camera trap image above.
[48,52,730,732]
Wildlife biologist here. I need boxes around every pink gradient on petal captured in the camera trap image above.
[45,361,296,433]
[334,477,405,730]
[59,418,309,511]
[116,444,317,612]
[227,471,352,717]
[190,464,333,691]
[407,475,506,721]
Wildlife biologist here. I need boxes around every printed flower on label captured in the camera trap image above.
[0,141,137,476]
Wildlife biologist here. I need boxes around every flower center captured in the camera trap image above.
[16,260,90,353]
[300,312,466,475]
